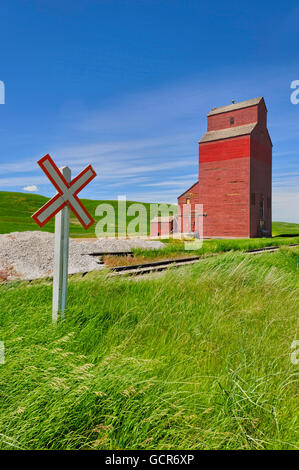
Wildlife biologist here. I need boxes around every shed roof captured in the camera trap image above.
[151,216,174,223]
[177,180,199,199]
[208,97,264,116]
[199,123,257,144]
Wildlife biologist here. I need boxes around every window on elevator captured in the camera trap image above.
[260,197,264,219]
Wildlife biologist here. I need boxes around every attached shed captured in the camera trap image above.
[150,216,174,238]
[177,181,200,233]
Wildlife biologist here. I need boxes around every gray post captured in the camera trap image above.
[52,166,71,323]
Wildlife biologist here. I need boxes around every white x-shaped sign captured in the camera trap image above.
[32,154,97,229]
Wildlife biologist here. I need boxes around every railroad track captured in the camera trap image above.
[245,243,299,254]
[107,243,299,277]
[3,243,299,284]
[109,255,202,276]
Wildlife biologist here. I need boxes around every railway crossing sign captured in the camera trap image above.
[32,154,96,229]
[32,154,97,322]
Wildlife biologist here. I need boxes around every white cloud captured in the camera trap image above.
[1,69,299,222]
[23,185,39,192]
[0,176,48,187]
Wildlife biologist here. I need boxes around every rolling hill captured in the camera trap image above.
[1,191,298,238]
[0,191,176,238]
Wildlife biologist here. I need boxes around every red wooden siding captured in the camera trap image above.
[177,97,272,238]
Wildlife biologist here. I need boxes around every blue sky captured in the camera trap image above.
[0,0,299,221]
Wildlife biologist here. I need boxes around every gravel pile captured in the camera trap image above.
[0,231,165,281]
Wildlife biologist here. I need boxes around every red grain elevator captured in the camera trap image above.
[178,97,272,238]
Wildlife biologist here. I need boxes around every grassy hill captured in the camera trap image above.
[0,191,299,239]
[272,221,299,237]
[0,191,173,237]
[0,247,298,449]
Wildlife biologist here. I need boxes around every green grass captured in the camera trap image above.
[131,221,299,260]
[0,191,176,237]
[272,221,299,237]
[132,235,299,261]
[1,191,298,241]
[1,248,299,449]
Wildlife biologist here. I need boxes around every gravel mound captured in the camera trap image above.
[0,231,165,281]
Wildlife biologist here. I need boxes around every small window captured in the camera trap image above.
[230,117,235,125]
[260,198,264,219]
[251,192,255,205]
[186,198,191,204]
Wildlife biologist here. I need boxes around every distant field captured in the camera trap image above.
[0,191,298,240]
[0,191,176,237]
[272,221,299,237]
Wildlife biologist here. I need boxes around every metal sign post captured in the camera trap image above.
[32,154,97,322]
[52,166,71,322]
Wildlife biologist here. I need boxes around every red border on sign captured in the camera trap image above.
[38,154,70,194]
[68,164,97,229]
[69,194,95,229]
[32,193,66,228]
[70,165,97,194]
[31,154,97,230]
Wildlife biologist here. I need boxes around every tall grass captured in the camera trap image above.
[0,248,299,449]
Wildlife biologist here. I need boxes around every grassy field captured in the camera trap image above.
[130,235,299,261]
[102,235,299,267]
[0,247,299,450]
[1,191,298,240]
[272,221,299,237]
[0,191,176,237]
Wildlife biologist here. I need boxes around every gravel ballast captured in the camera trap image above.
[0,231,165,281]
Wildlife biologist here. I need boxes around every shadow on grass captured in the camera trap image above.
[273,233,299,238]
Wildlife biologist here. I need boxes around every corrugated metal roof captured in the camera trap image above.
[208,97,264,116]
[199,123,257,143]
